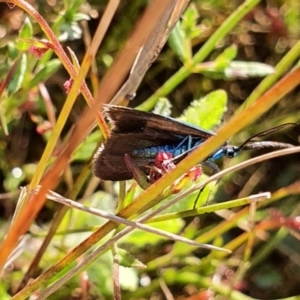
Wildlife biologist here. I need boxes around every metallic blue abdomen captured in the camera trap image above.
[132,139,204,158]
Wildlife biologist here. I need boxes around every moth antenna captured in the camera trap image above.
[239,141,295,151]
[238,123,298,150]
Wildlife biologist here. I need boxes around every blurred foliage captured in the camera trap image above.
[0,0,300,299]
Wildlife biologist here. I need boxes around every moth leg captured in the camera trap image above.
[172,135,193,152]
[193,160,220,208]
[201,160,220,174]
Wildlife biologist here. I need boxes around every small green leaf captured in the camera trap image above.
[26,59,61,88]
[219,44,238,62]
[182,3,199,34]
[8,54,27,94]
[0,282,10,300]
[188,26,203,40]
[225,61,275,78]
[67,46,80,72]
[215,44,238,70]
[201,61,275,79]
[16,17,33,51]
[7,41,18,60]
[152,97,172,116]
[21,38,53,49]
[193,45,238,77]
[168,21,187,62]
[178,90,227,130]
[73,12,90,22]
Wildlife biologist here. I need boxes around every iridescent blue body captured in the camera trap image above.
[132,140,239,162]
[132,139,199,159]
[133,145,186,158]
[93,105,295,181]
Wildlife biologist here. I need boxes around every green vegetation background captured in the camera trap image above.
[0,0,299,299]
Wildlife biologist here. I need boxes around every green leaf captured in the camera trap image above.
[152,97,172,116]
[168,21,187,63]
[181,3,199,34]
[7,41,18,60]
[73,12,90,22]
[201,61,275,79]
[26,59,61,88]
[0,282,10,300]
[121,219,184,247]
[178,90,227,130]
[214,44,238,70]
[8,54,27,94]
[193,45,237,77]
[188,26,203,40]
[225,61,275,78]
[16,17,33,51]
[67,46,80,72]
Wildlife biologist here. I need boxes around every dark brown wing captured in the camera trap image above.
[104,105,215,139]
[93,132,160,181]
